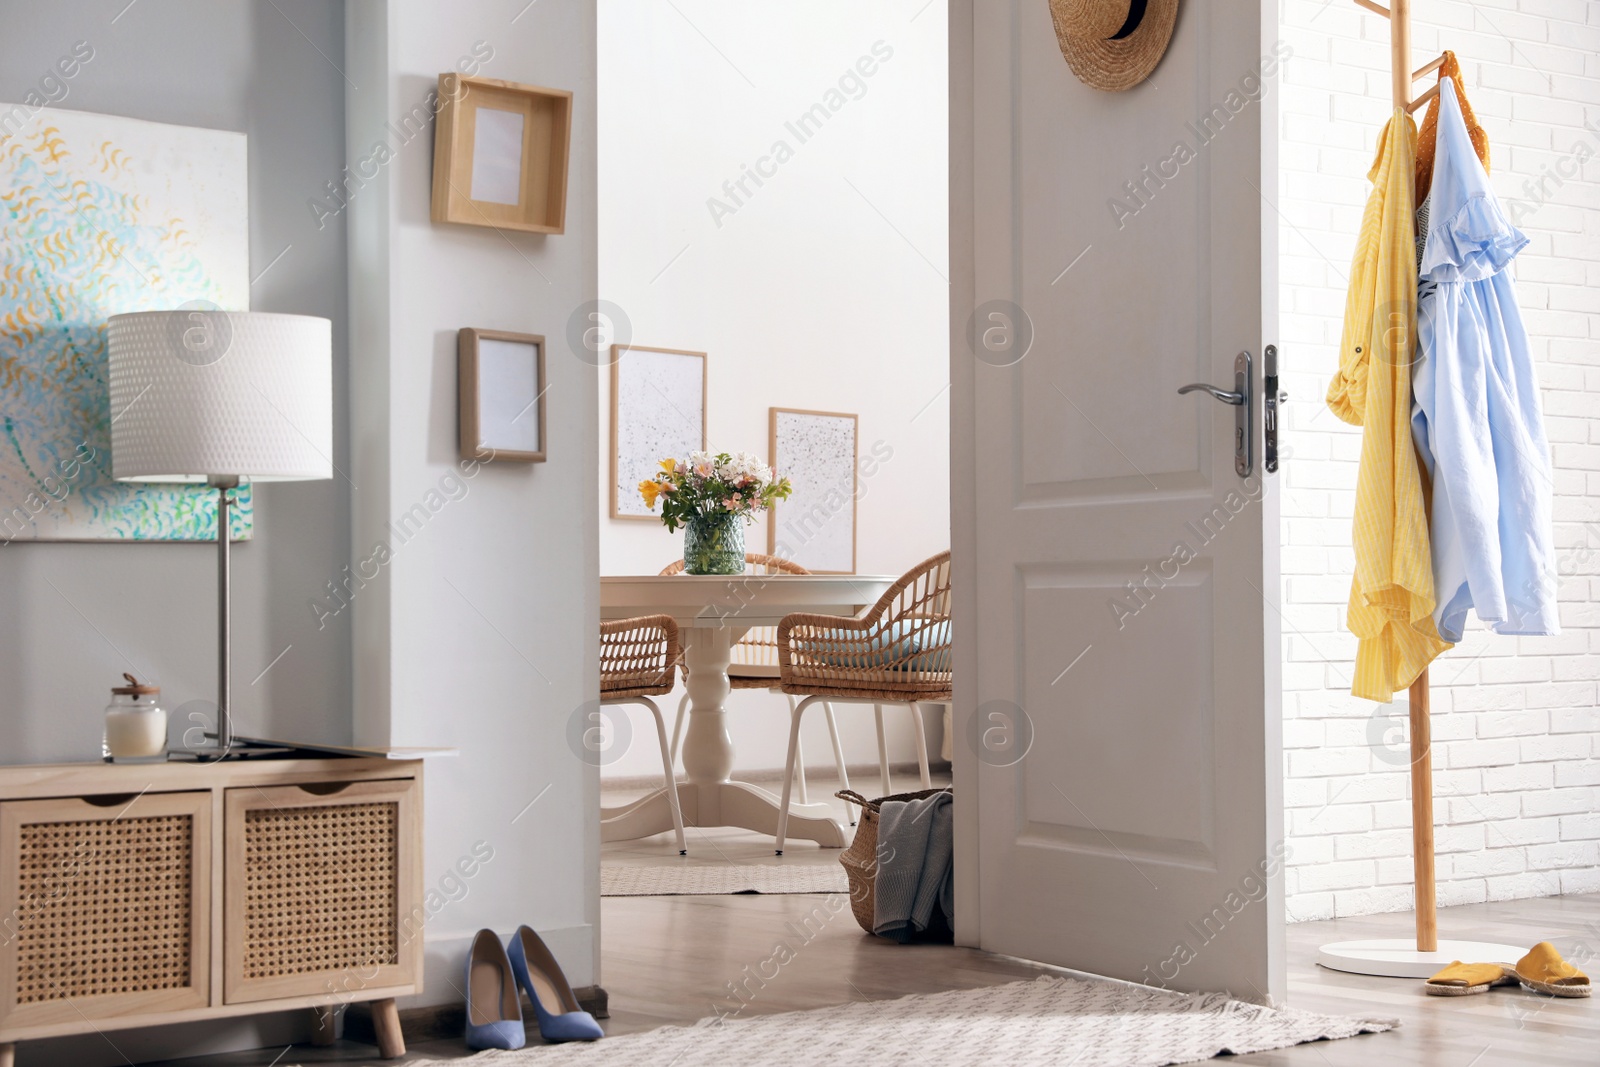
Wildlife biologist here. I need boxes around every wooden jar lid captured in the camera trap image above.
[111,671,160,696]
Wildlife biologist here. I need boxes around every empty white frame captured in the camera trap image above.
[768,408,857,573]
[459,329,546,462]
[610,345,707,520]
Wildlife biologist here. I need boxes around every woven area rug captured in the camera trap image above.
[406,975,1397,1066]
[600,862,848,896]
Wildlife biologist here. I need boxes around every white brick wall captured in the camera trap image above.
[1278,0,1600,921]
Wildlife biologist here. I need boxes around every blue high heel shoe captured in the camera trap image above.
[507,925,604,1042]
[465,928,526,1051]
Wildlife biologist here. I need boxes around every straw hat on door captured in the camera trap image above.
[1048,0,1181,92]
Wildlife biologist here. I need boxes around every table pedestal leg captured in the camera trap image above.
[682,627,735,782]
[599,625,846,848]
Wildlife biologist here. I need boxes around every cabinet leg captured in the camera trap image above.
[371,997,406,1059]
[0,1042,14,1067]
[311,1005,338,1046]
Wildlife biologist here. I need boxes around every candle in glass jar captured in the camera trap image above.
[104,673,167,760]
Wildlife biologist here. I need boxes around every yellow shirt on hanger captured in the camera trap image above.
[1325,109,1453,703]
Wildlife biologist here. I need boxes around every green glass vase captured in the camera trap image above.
[683,511,745,575]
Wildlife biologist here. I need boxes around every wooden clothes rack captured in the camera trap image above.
[1360,0,1445,958]
[1324,0,1533,981]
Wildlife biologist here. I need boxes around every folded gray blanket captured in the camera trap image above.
[872,789,954,942]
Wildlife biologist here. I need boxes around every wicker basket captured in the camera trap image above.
[836,787,952,935]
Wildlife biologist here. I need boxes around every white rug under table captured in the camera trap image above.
[600,862,848,896]
[409,975,1397,1066]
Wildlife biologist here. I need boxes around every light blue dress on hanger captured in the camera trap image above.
[1412,78,1559,643]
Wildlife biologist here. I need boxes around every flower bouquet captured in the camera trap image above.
[639,450,792,574]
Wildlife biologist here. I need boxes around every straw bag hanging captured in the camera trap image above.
[836,787,952,935]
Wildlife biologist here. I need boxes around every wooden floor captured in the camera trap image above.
[136,778,1595,1066]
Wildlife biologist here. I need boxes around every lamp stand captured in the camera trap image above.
[211,475,239,753]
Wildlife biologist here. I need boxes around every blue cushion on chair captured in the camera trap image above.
[794,622,906,669]
[797,619,949,672]
[903,619,950,671]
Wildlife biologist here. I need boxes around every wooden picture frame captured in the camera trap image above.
[768,408,859,574]
[431,74,573,234]
[610,345,707,521]
[458,328,546,462]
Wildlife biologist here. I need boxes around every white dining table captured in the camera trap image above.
[600,573,895,848]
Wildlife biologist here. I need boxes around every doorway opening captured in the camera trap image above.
[593,1,953,892]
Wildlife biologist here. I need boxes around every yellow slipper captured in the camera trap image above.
[1513,942,1591,998]
[1424,960,1516,996]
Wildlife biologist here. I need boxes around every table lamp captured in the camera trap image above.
[107,309,332,753]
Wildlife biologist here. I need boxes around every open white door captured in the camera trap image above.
[950,0,1285,1000]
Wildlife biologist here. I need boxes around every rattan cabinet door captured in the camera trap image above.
[0,792,211,1032]
[223,778,420,1004]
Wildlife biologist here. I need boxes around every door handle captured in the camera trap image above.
[1177,383,1245,405]
[1177,351,1252,478]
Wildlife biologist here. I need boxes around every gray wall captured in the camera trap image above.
[0,0,351,763]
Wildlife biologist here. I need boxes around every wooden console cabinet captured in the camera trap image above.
[0,757,423,1064]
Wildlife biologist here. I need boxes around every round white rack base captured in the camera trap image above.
[1317,938,1527,978]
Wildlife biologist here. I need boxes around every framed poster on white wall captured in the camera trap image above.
[610,344,707,520]
[768,407,857,574]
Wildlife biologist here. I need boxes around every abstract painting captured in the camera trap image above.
[0,104,251,542]
[768,408,857,573]
[610,344,706,520]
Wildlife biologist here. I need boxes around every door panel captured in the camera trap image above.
[951,0,1284,1000]
[1014,6,1207,493]
[1020,565,1216,853]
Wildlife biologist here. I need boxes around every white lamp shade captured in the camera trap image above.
[108,311,333,482]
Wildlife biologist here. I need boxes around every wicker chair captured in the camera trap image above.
[599,614,687,854]
[659,554,853,808]
[773,550,952,854]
